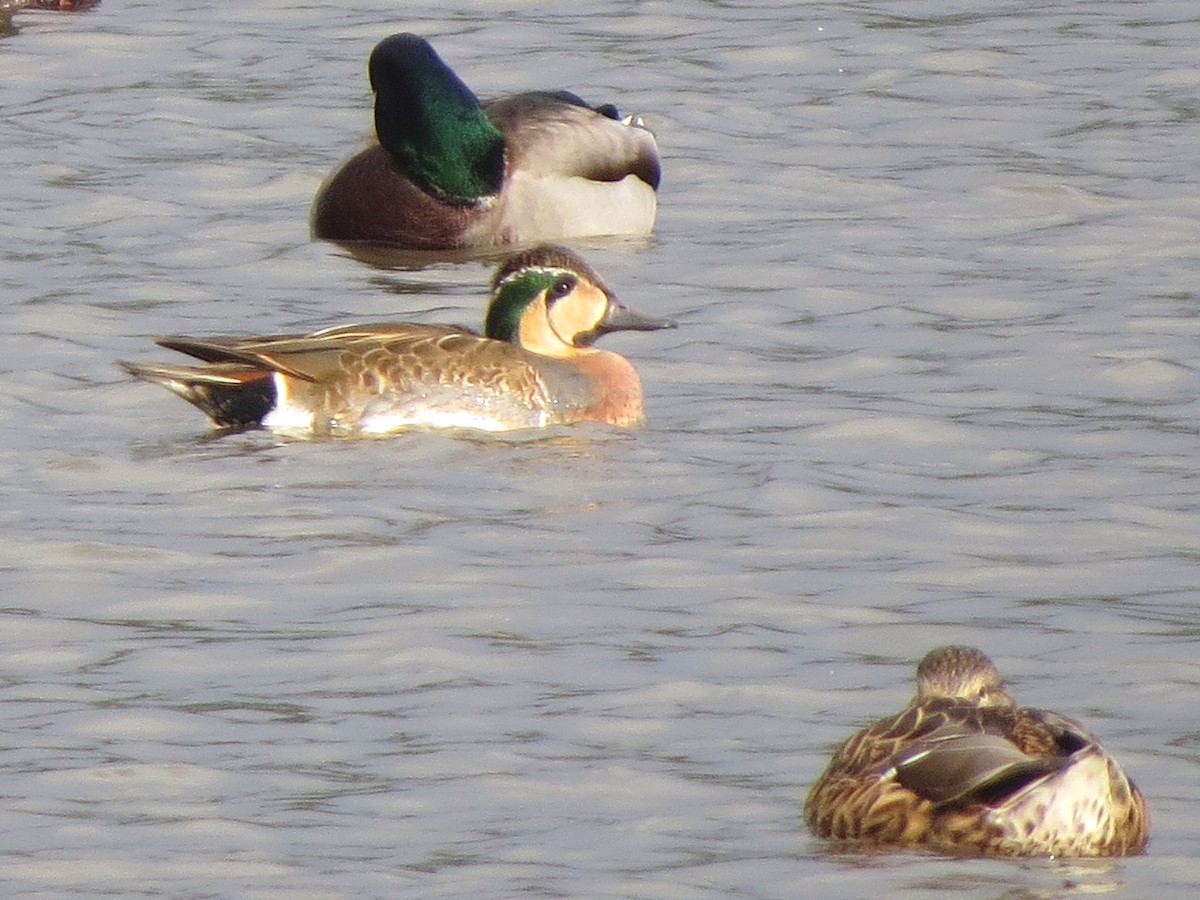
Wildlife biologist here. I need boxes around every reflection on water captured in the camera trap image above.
[327,232,658,271]
[1,0,1198,897]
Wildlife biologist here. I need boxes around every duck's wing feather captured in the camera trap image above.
[806,699,1073,836]
[484,92,661,189]
[892,730,1067,807]
[156,323,471,383]
[887,703,1099,808]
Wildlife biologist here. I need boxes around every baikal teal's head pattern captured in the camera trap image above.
[484,266,569,342]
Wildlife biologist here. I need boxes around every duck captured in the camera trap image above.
[804,645,1149,857]
[1,0,98,12]
[2,0,98,36]
[310,33,661,251]
[117,245,674,436]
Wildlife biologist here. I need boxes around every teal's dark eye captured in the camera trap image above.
[547,275,576,304]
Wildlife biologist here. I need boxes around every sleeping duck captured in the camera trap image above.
[310,33,661,251]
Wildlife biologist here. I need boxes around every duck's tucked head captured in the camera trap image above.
[914,645,1015,708]
[369,33,506,203]
[485,245,675,356]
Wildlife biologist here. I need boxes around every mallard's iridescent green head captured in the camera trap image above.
[369,33,506,203]
[485,245,675,354]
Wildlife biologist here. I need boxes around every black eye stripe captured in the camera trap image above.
[546,275,576,304]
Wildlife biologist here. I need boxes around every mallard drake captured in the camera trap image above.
[804,645,1149,857]
[117,245,674,435]
[310,33,661,250]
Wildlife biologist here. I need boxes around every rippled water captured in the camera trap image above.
[2,0,1199,896]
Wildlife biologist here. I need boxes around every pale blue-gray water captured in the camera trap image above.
[2,0,1198,896]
